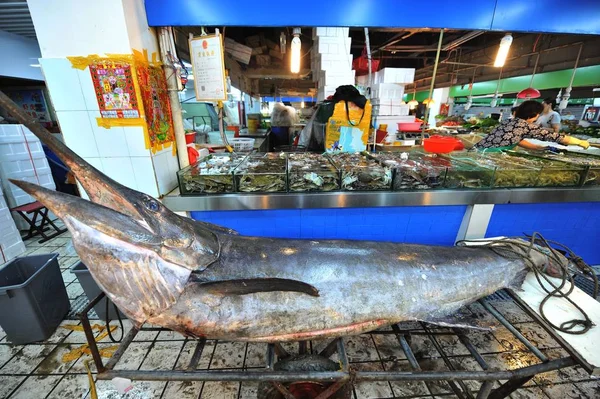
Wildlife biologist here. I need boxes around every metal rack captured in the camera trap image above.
[79,289,594,399]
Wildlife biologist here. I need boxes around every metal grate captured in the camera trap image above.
[77,290,596,399]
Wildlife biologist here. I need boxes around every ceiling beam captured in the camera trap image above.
[244,68,311,79]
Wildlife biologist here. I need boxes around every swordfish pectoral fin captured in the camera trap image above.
[420,310,499,331]
[189,275,320,297]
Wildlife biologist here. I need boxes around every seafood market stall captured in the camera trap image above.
[164,150,600,266]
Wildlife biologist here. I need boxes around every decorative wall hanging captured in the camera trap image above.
[90,62,140,119]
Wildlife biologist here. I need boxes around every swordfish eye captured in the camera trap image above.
[143,196,160,212]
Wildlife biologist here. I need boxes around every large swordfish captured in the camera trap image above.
[1,91,558,342]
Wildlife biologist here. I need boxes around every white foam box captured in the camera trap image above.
[0,189,26,263]
[373,115,416,130]
[371,83,405,100]
[319,70,356,87]
[316,53,353,71]
[314,36,352,55]
[374,68,415,84]
[312,27,349,39]
[372,100,410,116]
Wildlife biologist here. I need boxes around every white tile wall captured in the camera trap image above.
[152,151,178,196]
[77,67,100,111]
[40,58,86,112]
[88,112,130,157]
[100,157,137,190]
[123,126,150,157]
[56,110,99,158]
[131,157,159,197]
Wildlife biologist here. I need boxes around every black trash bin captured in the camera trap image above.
[0,254,69,344]
[71,261,125,320]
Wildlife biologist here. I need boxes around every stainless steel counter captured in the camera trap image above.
[163,187,600,212]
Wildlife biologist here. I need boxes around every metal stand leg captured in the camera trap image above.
[488,376,533,399]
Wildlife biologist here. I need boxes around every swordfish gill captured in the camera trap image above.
[0,90,563,342]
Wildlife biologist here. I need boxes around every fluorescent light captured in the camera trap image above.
[494,34,513,68]
[290,28,301,73]
[301,101,305,108]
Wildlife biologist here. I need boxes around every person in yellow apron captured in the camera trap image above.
[474,101,589,153]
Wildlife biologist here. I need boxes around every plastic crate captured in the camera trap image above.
[0,254,69,344]
[71,261,125,320]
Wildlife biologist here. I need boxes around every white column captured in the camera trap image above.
[27,0,180,198]
[455,204,495,243]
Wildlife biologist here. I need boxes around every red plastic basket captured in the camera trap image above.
[423,135,461,154]
[397,122,422,132]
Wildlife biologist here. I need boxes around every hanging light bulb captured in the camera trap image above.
[494,34,513,68]
[423,98,434,108]
[290,28,301,73]
[464,95,473,111]
[408,89,419,110]
[301,100,305,108]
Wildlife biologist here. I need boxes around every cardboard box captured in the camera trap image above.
[224,38,252,64]
[269,49,283,60]
[255,55,271,67]
[251,46,267,55]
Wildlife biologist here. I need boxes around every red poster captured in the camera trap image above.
[136,64,175,150]
[90,63,140,118]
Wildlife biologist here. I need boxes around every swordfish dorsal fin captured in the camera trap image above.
[189,275,320,297]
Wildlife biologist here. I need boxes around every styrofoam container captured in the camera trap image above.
[314,36,352,55]
[372,103,410,116]
[319,70,356,87]
[373,115,416,130]
[374,68,415,84]
[371,83,405,100]
[313,27,349,39]
[316,53,353,71]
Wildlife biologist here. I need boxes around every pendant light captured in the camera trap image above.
[423,98,434,108]
[464,68,476,111]
[490,67,503,107]
[494,34,513,68]
[517,53,541,99]
[408,89,419,109]
[559,44,584,110]
[290,28,301,73]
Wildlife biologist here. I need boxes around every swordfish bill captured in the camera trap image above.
[1,90,559,341]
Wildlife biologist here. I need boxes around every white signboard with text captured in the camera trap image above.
[189,34,227,102]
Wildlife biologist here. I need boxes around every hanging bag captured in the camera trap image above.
[352,47,380,76]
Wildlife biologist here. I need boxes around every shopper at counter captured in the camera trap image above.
[474,101,589,151]
[536,98,562,133]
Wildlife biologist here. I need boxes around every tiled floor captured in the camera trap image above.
[0,224,599,398]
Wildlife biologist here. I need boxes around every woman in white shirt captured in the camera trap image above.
[536,98,562,133]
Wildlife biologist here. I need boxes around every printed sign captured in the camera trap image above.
[189,34,227,102]
[90,63,140,118]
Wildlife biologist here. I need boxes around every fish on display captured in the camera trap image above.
[0,91,566,342]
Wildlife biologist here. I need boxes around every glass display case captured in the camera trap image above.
[368,152,446,190]
[177,153,248,195]
[234,152,287,193]
[515,151,600,186]
[496,152,585,187]
[446,152,540,188]
[287,153,340,192]
[329,153,392,191]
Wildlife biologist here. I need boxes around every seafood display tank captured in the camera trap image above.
[165,150,600,266]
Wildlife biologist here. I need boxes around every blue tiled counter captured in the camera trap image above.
[190,201,600,265]
[192,205,467,245]
[486,202,600,265]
